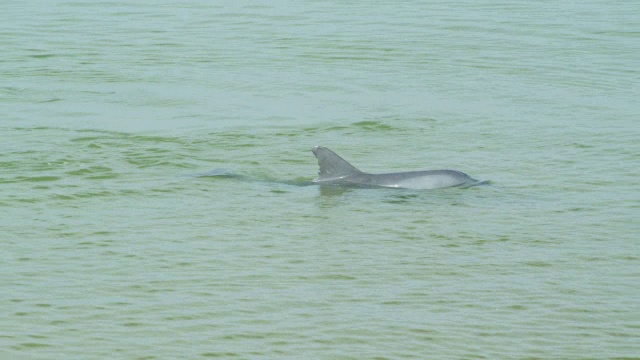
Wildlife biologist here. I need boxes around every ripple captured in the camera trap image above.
[15,175,61,183]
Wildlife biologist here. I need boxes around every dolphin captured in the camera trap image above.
[311,146,484,190]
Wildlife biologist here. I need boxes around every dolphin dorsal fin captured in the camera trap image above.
[312,146,363,181]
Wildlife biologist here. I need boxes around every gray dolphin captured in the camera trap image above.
[312,146,484,190]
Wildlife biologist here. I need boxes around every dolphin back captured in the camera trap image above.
[311,146,486,189]
[312,146,363,182]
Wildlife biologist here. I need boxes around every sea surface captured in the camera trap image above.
[1,1,639,359]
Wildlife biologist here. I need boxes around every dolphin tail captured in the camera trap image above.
[312,146,363,182]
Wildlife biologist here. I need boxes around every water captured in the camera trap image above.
[2,1,639,359]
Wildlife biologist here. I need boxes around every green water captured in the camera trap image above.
[2,1,639,359]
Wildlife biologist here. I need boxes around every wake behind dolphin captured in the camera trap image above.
[312,146,485,190]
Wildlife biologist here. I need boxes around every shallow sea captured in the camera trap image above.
[1,1,639,359]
